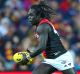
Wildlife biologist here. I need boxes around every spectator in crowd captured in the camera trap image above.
[0,56,5,71]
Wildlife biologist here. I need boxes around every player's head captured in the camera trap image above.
[28,1,56,25]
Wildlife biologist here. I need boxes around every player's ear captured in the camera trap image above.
[39,1,46,5]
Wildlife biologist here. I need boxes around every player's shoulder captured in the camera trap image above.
[37,23,51,33]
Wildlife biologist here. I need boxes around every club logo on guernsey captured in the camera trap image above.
[53,51,61,56]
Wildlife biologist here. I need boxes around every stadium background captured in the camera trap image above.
[0,0,80,74]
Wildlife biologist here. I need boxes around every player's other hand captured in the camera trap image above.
[13,51,32,65]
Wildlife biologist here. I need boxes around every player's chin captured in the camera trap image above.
[29,20,33,24]
[29,20,36,25]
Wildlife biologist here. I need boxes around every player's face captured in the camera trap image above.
[28,8,39,25]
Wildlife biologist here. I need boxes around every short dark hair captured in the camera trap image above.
[31,1,56,20]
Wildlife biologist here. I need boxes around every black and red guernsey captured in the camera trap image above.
[31,18,67,59]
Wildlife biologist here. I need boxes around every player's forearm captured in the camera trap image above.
[30,47,45,58]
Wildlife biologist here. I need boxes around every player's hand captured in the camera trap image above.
[13,51,33,65]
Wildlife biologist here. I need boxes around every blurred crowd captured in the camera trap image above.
[0,0,80,72]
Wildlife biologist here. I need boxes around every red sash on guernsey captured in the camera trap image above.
[38,18,57,34]
[38,18,53,27]
[38,18,56,58]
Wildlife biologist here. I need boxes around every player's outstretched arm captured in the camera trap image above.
[13,24,50,64]
[30,24,49,57]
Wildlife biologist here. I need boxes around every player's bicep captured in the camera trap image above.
[36,24,49,49]
[38,32,48,49]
